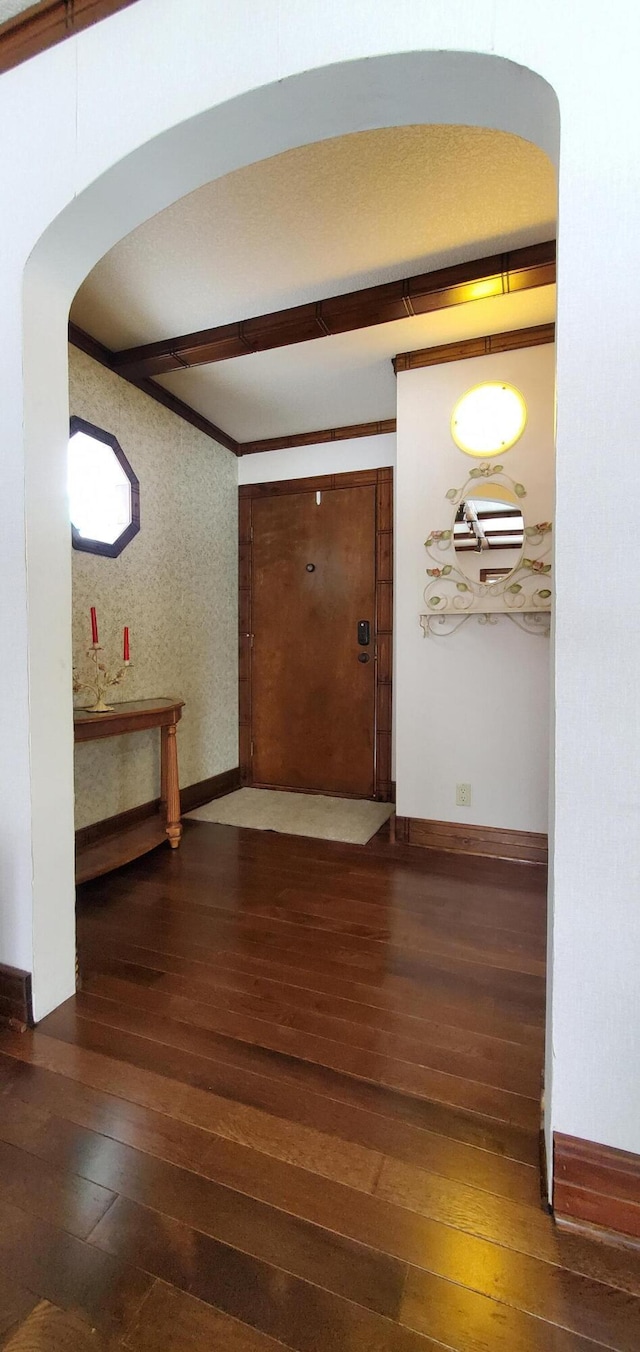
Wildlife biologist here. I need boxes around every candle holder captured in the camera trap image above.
[73,644,130,713]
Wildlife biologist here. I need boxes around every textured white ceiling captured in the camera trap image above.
[0,1,37,19]
[71,125,556,441]
[157,286,556,442]
[73,125,556,347]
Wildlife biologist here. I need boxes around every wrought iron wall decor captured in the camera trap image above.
[420,460,552,638]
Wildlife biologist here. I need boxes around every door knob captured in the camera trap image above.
[358,653,370,664]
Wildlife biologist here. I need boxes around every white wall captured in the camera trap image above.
[395,344,554,833]
[238,433,395,485]
[1,0,639,1161]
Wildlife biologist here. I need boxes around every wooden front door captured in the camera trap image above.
[248,478,380,797]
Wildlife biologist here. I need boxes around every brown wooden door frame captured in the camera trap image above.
[238,467,393,801]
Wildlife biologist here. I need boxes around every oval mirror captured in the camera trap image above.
[453,483,524,584]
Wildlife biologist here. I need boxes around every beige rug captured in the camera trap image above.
[187,788,394,845]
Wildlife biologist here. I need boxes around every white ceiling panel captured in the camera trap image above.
[156,285,556,441]
[0,2,38,20]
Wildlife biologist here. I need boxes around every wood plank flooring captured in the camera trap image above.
[0,819,638,1350]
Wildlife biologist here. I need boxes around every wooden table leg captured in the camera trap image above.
[160,725,168,812]
[162,723,182,849]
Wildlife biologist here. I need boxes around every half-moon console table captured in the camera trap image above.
[74,697,185,885]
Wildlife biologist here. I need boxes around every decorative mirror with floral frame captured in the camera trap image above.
[420,460,552,637]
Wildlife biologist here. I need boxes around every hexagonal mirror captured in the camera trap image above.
[68,416,140,557]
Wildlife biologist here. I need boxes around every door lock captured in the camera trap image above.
[357,620,371,646]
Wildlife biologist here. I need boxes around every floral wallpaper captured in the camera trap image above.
[70,346,238,829]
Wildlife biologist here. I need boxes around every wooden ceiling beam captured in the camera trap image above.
[393,321,555,373]
[0,0,142,75]
[110,240,556,379]
[68,323,240,454]
[238,419,396,457]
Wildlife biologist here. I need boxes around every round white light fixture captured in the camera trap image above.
[451,382,527,457]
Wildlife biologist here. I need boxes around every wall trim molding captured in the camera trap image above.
[554,1133,640,1245]
[110,241,555,378]
[393,322,555,374]
[75,766,241,854]
[0,0,142,75]
[238,419,396,456]
[69,324,240,454]
[392,814,548,864]
[180,767,242,814]
[0,963,34,1031]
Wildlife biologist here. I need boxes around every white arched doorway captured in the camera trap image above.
[20,46,559,1024]
[5,0,640,1177]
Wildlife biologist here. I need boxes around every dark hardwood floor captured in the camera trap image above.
[0,820,638,1349]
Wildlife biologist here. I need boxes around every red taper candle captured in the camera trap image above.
[123,626,130,663]
[90,607,99,646]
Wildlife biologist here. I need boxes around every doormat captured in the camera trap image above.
[187,788,394,845]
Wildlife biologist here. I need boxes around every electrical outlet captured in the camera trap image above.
[456,783,472,807]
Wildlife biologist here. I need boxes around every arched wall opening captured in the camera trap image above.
[30,7,640,1195]
[3,0,638,1207]
[23,48,560,1026]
